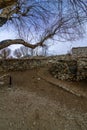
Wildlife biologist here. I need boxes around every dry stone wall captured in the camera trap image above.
[0,58,47,71]
[0,56,87,81]
[49,60,77,81]
[77,57,87,80]
[72,47,87,57]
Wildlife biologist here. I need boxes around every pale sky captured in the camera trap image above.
[0,25,87,55]
[0,0,87,55]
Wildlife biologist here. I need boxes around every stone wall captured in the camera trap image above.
[77,57,87,80]
[72,47,87,57]
[0,56,87,81]
[0,56,73,72]
[0,58,47,72]
[49,60,77,81]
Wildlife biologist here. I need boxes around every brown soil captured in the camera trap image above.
[0,67,87,130]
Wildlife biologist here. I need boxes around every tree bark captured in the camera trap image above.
[0,39,44,50]
[0,0,17,9]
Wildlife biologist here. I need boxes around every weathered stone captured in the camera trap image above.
[0,55,87,81]
[72,47,87,58]
[77,58,87,80]
[49,60,77,81]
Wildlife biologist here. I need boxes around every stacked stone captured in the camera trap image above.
[0,56,87,81]
[49,60,77,81]
[77,58,87,80]
[0,59,43,71]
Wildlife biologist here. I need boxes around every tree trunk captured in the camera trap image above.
[0,0,17,9]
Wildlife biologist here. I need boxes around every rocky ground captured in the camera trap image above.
[0,68,87,130]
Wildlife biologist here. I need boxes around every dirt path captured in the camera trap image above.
[38,67,87,97]
[0,68,87,130]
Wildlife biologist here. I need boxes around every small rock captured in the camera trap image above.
[0,82,4,85]
[37,78,41,81]
[33,121,36,126]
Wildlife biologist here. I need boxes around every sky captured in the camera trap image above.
[0,27,87,55]
[0,0,87,56]
[0,25,21,50]
[0,23,87,55]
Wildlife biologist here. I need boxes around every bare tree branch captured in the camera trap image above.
[0,39,44,50]
[0,0,87,50]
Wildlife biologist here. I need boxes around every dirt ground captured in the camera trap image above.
[0,67,87,130]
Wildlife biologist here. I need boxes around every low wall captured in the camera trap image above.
[77,57,87,80]
[49,56,87,81]
[72,47,87,57]
[49,60,77,81]
[0,56,87,81]
[0,58,47,71]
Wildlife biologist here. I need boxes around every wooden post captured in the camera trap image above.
[9,75,12,87]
